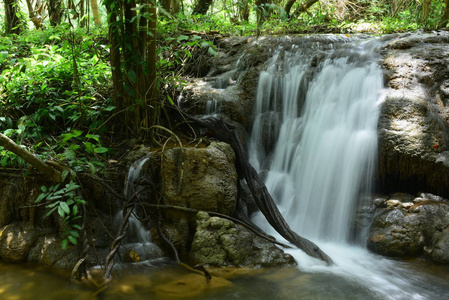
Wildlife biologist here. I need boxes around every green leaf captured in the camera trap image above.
[35,193,46,203]
[94,147,109,153]
[208,47,217,56]
[41,186,47,192]
[61,239,69,250]
[177,35,189,42]
[45,206,58,218]
[68,235,78,245]
[58,206,66,218]
[60,202,70,215]
[128,70,137,84]
[61,170,69,182]
[69,230,80,238]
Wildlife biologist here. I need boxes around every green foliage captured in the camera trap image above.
[0,25,113,172]
[36,179,86,250]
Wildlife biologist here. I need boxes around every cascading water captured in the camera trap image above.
[249,37,446,300]
[116,156,163,262]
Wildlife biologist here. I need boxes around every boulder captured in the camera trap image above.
[367,192,449,263]
[0,223,38,262]
[189,211,296,268]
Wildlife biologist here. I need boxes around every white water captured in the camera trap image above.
[249,38,442,299]
[117,157,163,261]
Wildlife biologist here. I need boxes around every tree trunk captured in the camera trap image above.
[25,0,45,29]
[161,0,171,14]
[291,0,319,18]
[90,0,101,25]
[171,0,180,14]
[238,0,250,22]
[0,133,61,182]
[4,0,23,34]
[421,0,431,24]
[192,0,213,15]
[440,0,449,28]
[48,0,63,26]
[80,0,86,27]
[284,0,297,16]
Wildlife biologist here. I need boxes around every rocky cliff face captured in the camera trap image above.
[378,31,449,197]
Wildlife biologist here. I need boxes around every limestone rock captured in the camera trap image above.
[379,32,449,197]
[367,209,424,256]
[0,223,38,262]
[189,212,296,268]
[430,226,449,264]
[367,195,449,262]
[161,142,237,216]
[27,235,78,269]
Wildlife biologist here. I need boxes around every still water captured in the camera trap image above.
[0,257,448,299]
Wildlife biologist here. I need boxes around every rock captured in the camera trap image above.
[385,200,401,208]
[0,223,38,262]
[27,235,78,269]
[430,226,449,264]
[189,212,296,268]
[367,196,449,262]
[367,209,424,257]
[378,32,449,198]
[161,141,238,216]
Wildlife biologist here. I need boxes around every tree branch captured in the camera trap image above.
[0,133,61,182]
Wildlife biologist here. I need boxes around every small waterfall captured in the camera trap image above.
[249,37,438,299]
[117,157,163,262]
[205,98,221,116]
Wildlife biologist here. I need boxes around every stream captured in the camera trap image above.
[1,35,449,299]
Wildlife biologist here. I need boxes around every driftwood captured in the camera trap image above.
[191,117,333,264]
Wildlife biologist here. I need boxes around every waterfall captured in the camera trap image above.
[116,156,163,262]
[250,38,383,242]
[248,37,441,300]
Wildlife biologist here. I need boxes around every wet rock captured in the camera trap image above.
[367,209,425,257]
[189,212,296,268]
[0,223,38,262]
[367,193,449,262]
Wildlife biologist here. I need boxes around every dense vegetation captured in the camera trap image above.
[0,0,448,248]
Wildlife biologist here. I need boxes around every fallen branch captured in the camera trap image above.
[0,132,61,182]
[190,117,332,264]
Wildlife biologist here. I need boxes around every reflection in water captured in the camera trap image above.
[0,260,448,299]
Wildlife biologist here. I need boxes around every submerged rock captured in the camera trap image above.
[189,212,296,268]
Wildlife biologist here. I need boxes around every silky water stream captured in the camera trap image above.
[248,37,449,299]
[1,37,448,300]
